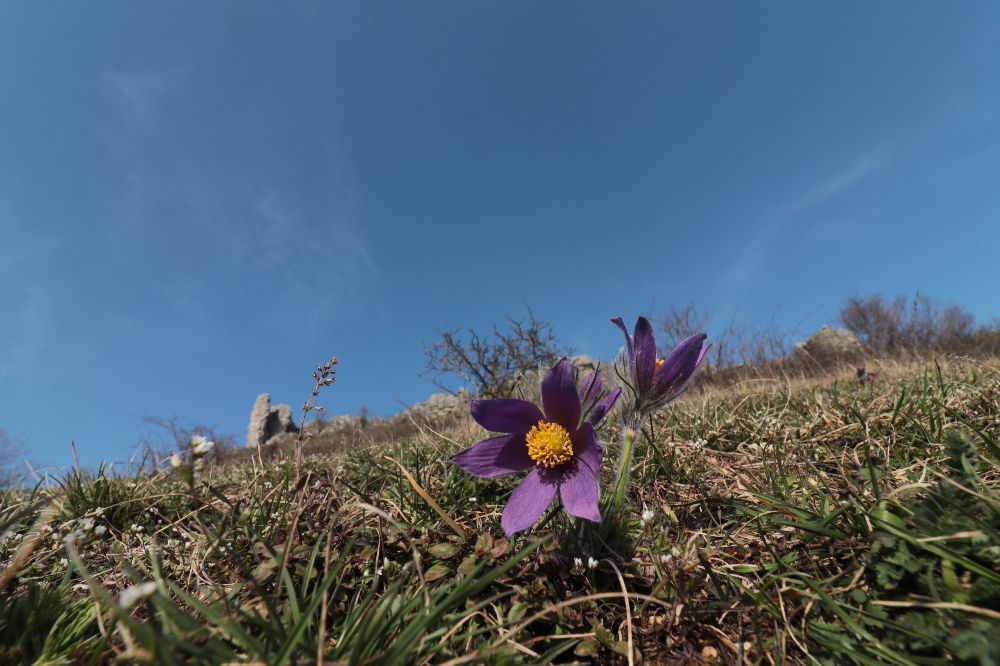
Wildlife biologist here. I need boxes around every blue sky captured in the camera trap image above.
[2,2,998,471]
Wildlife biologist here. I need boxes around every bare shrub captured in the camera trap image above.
[422,311,571,398]
[840,294,907,352]
[135,416,237,470]
[840,292,981,355]
[656,303,792,369]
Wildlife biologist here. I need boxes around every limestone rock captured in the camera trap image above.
[569,355,602,373]
[321,414,362,434]
[246,393,271,448]
[246,393,299,447]
[409,390,469,422]
[263,431,298,450]
[794,326,864,360]
[272,404,296,434]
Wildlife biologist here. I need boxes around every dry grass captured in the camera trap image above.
[1,355,998,664]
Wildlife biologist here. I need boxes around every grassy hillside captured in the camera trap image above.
[2,357,999,664]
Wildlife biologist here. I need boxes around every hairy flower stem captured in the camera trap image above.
[610,422,639,516]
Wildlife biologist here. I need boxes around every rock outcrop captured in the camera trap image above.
[794,326,864,360]
[569,354,602,373]
[246,393,299,447]
[408,390,470,422]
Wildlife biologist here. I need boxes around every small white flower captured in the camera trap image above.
[78,517,95,531]
[118,581,157,609]
[59,557,69,567]
[468,497,477,503]
[573,557,583,568]
[192,438,215,457]
[93,525,107,536]
[170,453,183,469]
[689,438,707,450]
[640,508,655,528]
[587,556,598,570]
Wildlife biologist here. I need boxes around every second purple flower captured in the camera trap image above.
[611,316,708,419]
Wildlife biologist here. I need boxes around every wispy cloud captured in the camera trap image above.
[0,285,49,378]
[233,186,382,336]
[102,68,179,128]
[720,149,889,287]
[98,63,380,339]
[107,168,381,339]
[0,234,67,272]
[779,152,885,221]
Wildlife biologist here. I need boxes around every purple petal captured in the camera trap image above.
[653,332,708,398]
[501,468,558,536]
[541,358,581,430]
[451,434,532,478]
[585,386,621,427]
[610,317,634,359]
[558,462,601,523]
[471,399,544,434]
[696,343,710,367]
[571,422,602,473]
[577,371,603,409]
[633,316,658,393]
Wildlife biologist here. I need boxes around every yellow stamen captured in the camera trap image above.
[654,358,665,375]
[525,421,574,468]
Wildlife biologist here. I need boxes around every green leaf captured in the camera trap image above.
[427,542,461,559]
[424,563,451,582]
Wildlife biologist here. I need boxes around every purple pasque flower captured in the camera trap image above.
[451,358,616,537]
[611,316,708,417]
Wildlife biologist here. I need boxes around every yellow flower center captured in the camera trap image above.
[525,421,574,468]
[654,358,665,375]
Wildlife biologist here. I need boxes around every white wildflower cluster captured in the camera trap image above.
[761,415,782,437]
[570,556,599,573]
[688,438,707,450]
[191,435,215,457]
[63,513,110,545]
[640,507,656,528]
[658,546,682,565]
[1,531,23,550]
[171,434,216,477]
